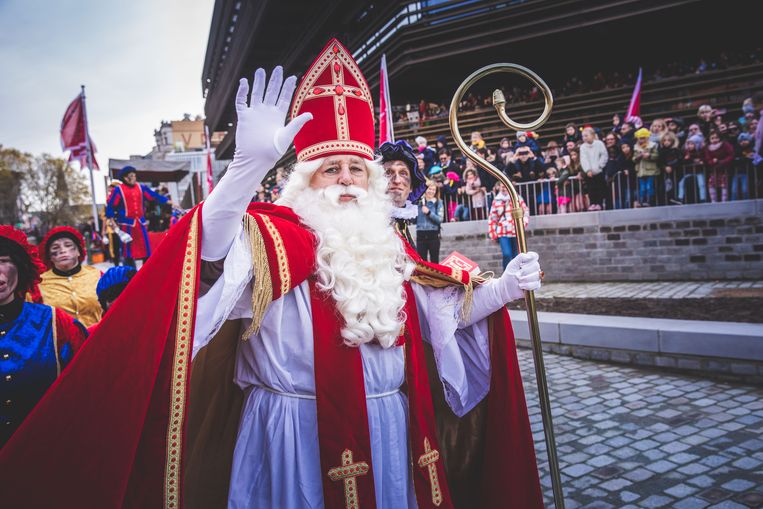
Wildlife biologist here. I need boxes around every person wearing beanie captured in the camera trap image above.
[676,135,708,203]
[514,130,540,156]
[633,128,660,206]
[703,130,734,202]
[579,127,608,210]
[469,130,486,151]
[95,266,137,313]
[379,140,427,245]
[563,122,580,145]
[38,226,102,328]
[0,225,87,447]
[414,135,436,169]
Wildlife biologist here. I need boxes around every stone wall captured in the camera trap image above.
[428,199,763,281]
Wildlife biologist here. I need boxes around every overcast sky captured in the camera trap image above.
[0,0,214,176]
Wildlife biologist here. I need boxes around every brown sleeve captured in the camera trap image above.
[198,259,225,297]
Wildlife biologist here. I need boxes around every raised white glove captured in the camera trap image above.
[233,66,313,164]
[501,251,542,301]
[201,67,312,260]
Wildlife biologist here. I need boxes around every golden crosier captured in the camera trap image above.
[448,63,565,509]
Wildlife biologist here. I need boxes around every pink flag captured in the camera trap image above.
[61,93,99,170]
[60,92,99,170]
[378,54,394,145]
[625,68,643,126]
[204,124,214,194]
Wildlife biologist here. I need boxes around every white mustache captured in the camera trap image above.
[321,185,368,205]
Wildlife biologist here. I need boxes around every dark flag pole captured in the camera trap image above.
[80,85,101,232]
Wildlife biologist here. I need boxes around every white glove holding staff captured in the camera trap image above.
[201,67,312,260]
[501,251,542,301]
[459,251,542,327]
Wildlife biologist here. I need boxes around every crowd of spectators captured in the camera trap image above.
[395,93,762,221]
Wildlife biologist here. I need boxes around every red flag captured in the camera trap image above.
[625,67,643,127]
[378,54,394,145]
[205,124,214,195]
[61,92,99,170]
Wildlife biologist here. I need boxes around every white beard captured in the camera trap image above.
[285,165,413,348]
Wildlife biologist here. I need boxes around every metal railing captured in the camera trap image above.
[438,160,760,222]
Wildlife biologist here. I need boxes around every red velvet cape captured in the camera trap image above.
[0,203,542,508]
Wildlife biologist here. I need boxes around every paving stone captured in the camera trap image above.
[674,498,711,509]
[720,479,755,492]
[641,495,675,507]
[518,350,763,508]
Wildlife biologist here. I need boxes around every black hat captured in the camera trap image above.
[377,141,427,202]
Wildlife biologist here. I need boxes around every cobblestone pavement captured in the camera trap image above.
[534,281,763,300]
[519,349,763,508]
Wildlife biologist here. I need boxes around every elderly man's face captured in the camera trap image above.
[384,160,412,207]
[0,255,18,305]
[309,155,369,203]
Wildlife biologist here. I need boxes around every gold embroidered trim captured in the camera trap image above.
[50,306,61,377]
[296,140,374,161]
[164,209,199,509]
[418,437,443,506]
[242,213,273,340]
[328,449,370,509]
[259,214,291,298]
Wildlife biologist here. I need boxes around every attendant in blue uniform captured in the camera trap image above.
[105,166,170,268]
[0,226,87,447]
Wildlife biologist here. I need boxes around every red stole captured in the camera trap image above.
[310,279,453,509]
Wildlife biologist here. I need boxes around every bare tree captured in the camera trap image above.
[0,146,31,225]
[19,153,92,230]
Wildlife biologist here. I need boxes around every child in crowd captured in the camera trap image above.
[536,166,557,215]
[514,130,541,156]
[488,182,530,270]
[732,132,754,200]
[633,128,660,207]
[703,130,734,202]
[677,135,707,203]
[658,131,682,205]
[619,142,637,207]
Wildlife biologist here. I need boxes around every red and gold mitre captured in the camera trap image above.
[290,38,375,162]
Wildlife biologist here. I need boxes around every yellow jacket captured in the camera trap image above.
[39,265,102,327]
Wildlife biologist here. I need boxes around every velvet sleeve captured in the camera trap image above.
[54,308,88,369]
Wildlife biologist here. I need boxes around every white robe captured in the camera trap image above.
[193,226,496,509]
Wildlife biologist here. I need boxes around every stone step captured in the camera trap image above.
[509,310,763,380]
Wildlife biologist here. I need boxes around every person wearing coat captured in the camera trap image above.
[634,128,660,206]
[579,127,608,210]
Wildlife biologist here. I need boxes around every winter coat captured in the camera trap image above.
[634,141,660,177]
[488,194,529,239]
[703,141,734,171]
[579,139,608,175]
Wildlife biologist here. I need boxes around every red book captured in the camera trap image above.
[441,251,480,276]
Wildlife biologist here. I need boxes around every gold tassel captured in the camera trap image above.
[460,282,474,323]
[241,214,273,341]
